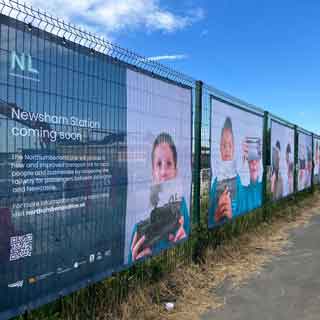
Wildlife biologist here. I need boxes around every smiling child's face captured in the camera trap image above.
[152,143,177,183]
[307,160,312,173]
[249,159,260,183]
[220,128,234,161]
[286,152,289,165]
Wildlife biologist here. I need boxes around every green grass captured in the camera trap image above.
[15,187,317,320]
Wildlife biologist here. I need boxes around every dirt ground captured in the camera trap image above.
[102,192,320,320]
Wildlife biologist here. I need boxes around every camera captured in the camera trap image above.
[246,137,262,161]
[215,176,237,203]
[136,200,182,250]
[272,146,280,174]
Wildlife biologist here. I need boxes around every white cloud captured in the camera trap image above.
[200,29,209,37]
[26,0,204,37]
[147,54,188,61]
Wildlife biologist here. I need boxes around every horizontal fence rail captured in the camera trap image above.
[0,0,196,89]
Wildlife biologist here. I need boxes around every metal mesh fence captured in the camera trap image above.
[0,1,318,319]
[0,0,195,89]
[0,3,196,318]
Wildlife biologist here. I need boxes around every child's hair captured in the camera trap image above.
[151,132,177,168]
[221,117,234,142]
[307,147,312,162]
[286,143,291,155]
[276,140,281,151]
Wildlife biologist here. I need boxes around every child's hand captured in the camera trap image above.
[131,232,152,262]
[299,169,304,179]
[169,216,186,243]
[214,187,232,222]
[242,141,249,163]
[223,192,232,219]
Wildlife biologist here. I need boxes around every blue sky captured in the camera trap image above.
[26,0,320,134]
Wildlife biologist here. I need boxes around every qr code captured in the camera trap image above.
[10,233,33,261]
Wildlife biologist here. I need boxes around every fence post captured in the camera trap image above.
[192,80,203,226]
[294,125,298,194]
[23,311,28,320]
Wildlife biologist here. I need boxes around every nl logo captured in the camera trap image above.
[9,51,40,82]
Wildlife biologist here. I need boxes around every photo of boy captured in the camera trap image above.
[209,115,262,226]
[269,121,295,199]
[285,143,294,195]
[298,143,306,191]
[241,137,263,212]
[128,133,189,263]
[306,147,313,188]
[314,140,320,184]
[315,142,319,183]
[318,143,320,179]
[271,141,284,200]
[298,133,312,191]
[209,117,240,225]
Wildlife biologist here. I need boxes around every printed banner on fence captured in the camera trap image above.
[298,132,312,191]
[208,98,264,228]
[124,69,192,264]
[269,121,295,200]
[314,137,320,185]
[0,15,192,320]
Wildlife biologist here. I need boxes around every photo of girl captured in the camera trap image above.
[128,133,189,263]
[306,147,313,188]
[285,143,294,195]
[298,133,312,191]
[208,98,263,228]
[271,141,284,200]
[270,121,295,200]
[314,140,320,184]
[125,68,192,265]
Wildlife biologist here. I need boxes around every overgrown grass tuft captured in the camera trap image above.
[16,188,318,320]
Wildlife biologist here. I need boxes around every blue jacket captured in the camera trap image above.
[128,197,190,265]
[240,180,262,213]
[208,176,262,228]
